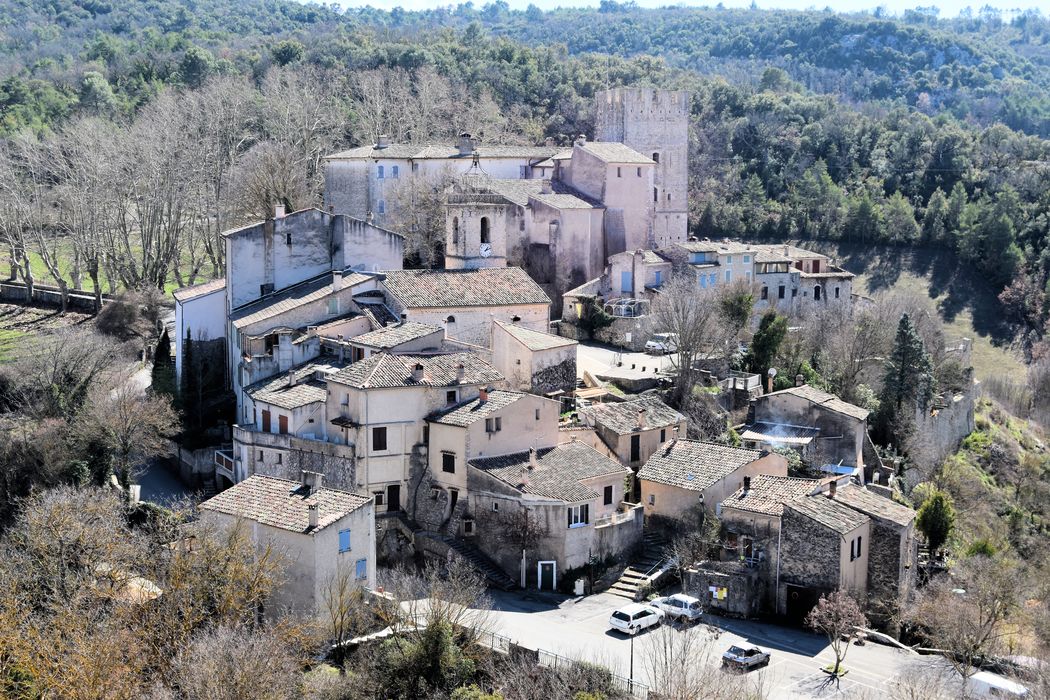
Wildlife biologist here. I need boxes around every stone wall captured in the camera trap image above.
[864,519,916,627]
[0,281,111,312]
[531,355,577,396]
[778,506,841,605]
[685,562,763,618]
[593,315,653,351]
[906,379,976,480]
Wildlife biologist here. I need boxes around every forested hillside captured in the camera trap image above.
[2,0,1050,358]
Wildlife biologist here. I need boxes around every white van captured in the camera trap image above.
[964,671,1029,698]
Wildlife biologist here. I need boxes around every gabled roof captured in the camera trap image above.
[494,320,577,351]
[762,385,870,421]
[578,141,655,165]
[786,493,869,534]
[382,268,550,308]
[469,442,628,503]
[199,475,370,534]
[720,475,823,517]
[327,352,503,389]
[244,360,345,411]
[230,270,374,330]
[173,277,226,303]
[638,440,762,493]
[349,321,443,350]
[429,390,527,427]
[580,395,685,435]
[739,422,821,446]
[326,144,560,161]
[834,484,916,527]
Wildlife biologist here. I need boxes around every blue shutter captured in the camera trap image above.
[355,558,368,580]
[654,271,662,286]
[338,529,351,553]
[621,271,633,293]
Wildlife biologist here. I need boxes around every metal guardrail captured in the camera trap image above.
[537,648,649,699]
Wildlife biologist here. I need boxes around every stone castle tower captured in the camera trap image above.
[595,88,690,249]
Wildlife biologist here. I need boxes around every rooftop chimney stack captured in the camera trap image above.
[399,312,407,325]
[332,271,342,292]
[528,447,538,470]
[300,470,324,495]
[411,363,425,382]
[307,502,319,529]
[795,374,804,387]
[457,133,475,156]
[828,480,837,499]
[540,180,553,194]
[376,134,391,149]
[456,363,466,383]
[637,408,647,430]
[767,367,777,394]
[743,476,751,493]
[479,386,489,403]
[274,204,286,219]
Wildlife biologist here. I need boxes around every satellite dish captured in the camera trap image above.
[767,367,778,377]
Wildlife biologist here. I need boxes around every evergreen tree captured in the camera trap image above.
[921,188,947,244]
[882,192,921,244]
[878,313,934,446]
[916,489,955,560]
[151,328,176,398]
[746,310,788,376]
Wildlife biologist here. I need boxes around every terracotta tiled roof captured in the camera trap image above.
[720,475,822,516]
[382,268,550,308]
[835,484,915,527]
[245,360,345,410]
[429,390,527,427]
[763,385,870,421]
[495,321,576,351]
[173,277,226,302]
[199,475,370,534]
[578,142,655,164]
[230,271,375,330]
[326,144,560,160]
[469,442,628,503]
[580,395,685,435]
[327,352,503,389]
[638,439,761,493]
[787,493,869,534]
[349,321,443,350]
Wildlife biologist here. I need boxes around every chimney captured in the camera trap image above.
[457,132,475,156]
[332,270,342,291]
[766,367,777,394]
[528,447,538,470]
[376,134,391,149]
[307,502,319,529]
[795,374,804,387]
[828,479,837,499]
[540,180,553,194]
[288,372,297,388]
[300,470,324,495]
[456,363,466,383]
[274,204,286,219]
[743,476,751,493]
[544,136,555,147]
[479,386,489,403]
[574,134,587,147]
[399,312,407,325]
[411,363,425,382]
[636,408,647,430]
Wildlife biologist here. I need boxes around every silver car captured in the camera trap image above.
[721,644,771,671]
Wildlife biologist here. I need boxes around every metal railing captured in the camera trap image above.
[537,648,649,699]
[595,503,644,529]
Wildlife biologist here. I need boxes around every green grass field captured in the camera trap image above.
[0,304,95,363]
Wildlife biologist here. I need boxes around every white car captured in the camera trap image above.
[721,644,771,671]
[651,593,704,623]
[645,333,679,355]
[609,603,665,635]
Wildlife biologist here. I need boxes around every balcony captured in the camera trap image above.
[595,502,643,529]
[214,446,235,483]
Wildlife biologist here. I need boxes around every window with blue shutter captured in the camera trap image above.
[377,165,384,179]
[355,558,368,580]
[338,529,351,553]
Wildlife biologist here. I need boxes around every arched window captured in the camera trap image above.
[452,217,459,245]
[814,285,822,302]
[446,315,456,324]
[652,152,660,163]
[480,216,490,244]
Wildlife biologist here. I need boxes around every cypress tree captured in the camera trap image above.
[878,313,934,446]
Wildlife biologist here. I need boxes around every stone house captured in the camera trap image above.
[741,384,876,475]
[579,395,688,477]
[466,441,641,590]
[346,320,445,361]
[639,441,789,522]
[381,268,551,347]
[198,473,375,616]
[490,320,577,397]
[778,490,870,622]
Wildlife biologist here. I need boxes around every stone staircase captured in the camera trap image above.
[606,530,668,600]
[414,529,518,591]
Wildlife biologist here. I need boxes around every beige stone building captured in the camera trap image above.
[579,395,687,474]
[198,473,375,616]
[490,320,577,397]
[639,441,789,521]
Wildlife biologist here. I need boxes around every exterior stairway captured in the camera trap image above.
[606,530,668,600]
[413,529,518,591]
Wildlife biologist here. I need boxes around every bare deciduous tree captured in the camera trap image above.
[805,589,868,683]
[652,277,729,407]
[643,624,768,700]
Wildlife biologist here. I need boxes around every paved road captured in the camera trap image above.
[577,342,674,382]
[481,590,927,699]
[137,458,194,506]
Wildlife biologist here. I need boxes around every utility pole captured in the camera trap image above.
[629,633,634,692]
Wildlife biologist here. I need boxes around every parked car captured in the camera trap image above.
[651,594,704,623]
[609,603,664,636]
[721,644,771,671]
[645,332,678,354]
